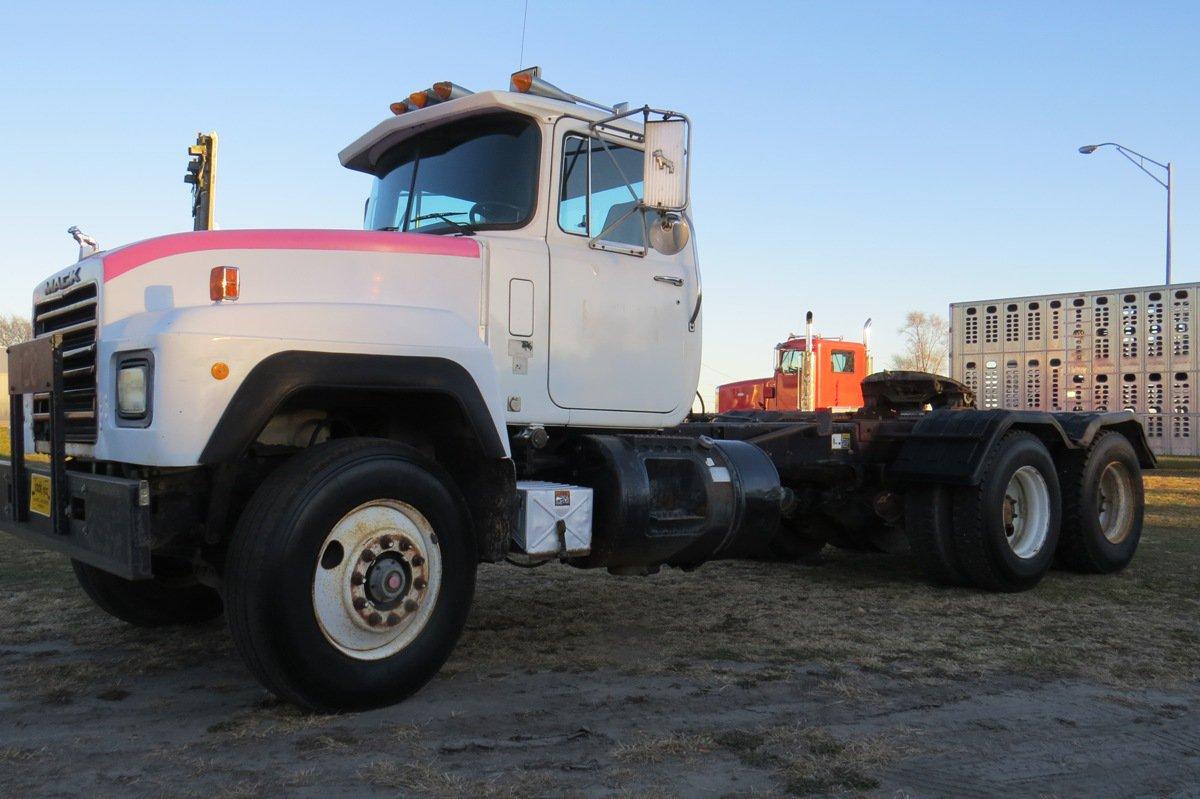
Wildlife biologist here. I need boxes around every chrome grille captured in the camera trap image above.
[33,282,98,443]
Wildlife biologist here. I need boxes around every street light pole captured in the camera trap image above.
[1167,161,1174,285]
[1078,142,1174,285]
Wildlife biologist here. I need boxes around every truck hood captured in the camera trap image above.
[89,229,484,328]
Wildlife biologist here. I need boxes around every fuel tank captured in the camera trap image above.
[566,434,784,571]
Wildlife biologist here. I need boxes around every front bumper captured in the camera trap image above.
[3,336,152,580]
[0,461,151,580]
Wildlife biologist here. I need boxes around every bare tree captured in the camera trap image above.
[0,314,32,348]
[891,311,949,375]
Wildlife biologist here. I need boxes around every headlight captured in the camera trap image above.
[115,353,153,425]
[118,364,148,417]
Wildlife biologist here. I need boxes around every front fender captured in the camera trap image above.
[97,303,507,465]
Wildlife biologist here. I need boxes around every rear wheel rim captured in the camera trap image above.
[312,499,442,661]
[1002,465,1050,559]
[1097,461,1135,544]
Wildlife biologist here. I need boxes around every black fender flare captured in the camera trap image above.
[886,409,1155,487]
[198,351,507,463]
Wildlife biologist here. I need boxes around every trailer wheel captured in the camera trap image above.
[224,438,475,712]
[903,486,969,586]
[71,560,223,627]
[952,431,1061,592]
[1056,431,1144,573]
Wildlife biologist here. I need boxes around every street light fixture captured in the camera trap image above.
[1078,142,1174,284]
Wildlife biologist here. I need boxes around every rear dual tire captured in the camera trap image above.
[1056,431,1143,574]
[950,432,1061,592]
[904,429,1143,592]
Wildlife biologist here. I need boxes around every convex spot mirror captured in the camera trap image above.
[647,211,690,255]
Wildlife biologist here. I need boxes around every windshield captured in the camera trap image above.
[364,113,540,235]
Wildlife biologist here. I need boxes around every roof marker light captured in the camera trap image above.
[509,66,574,104]
[388,101,410,115]
[509,67,620,112]
[432,81,473,101]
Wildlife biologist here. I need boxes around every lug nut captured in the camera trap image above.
[353,597,367,610]
[411,555,425,567]
[381,536,394,549]
[431,533,439,545]
[367,612,383,626]
[361,550,376,563]
[404,599,418,612]
[350,572,364,586]
[399,539,412,551]
[413,578,427,591]
[386,613,401,627]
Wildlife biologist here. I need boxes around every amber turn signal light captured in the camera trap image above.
[210,266,239,301]
[211,362,230,380]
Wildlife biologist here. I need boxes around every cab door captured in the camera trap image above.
[545,121,689,414]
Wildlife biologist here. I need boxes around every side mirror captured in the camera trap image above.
[647,211,690,255]
[643,118,688,211]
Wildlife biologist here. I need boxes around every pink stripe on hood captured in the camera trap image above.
[102,229,480,282]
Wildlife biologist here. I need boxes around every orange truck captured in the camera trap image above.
[717,313,872,413]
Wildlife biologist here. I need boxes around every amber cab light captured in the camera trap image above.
[210,266,239,301]
[510,70,534,93]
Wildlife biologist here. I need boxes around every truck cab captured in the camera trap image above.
[717,331,870,413]
[341,86,702,427]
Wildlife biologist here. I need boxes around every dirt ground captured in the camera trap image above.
[0,459,1197,798]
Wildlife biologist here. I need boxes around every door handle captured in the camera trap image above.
[654,275,684,286]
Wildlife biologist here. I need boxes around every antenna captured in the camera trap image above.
[518,0,529,67]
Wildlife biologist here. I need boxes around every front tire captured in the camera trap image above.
[951,431,1062,592]
[224,438,476,712]
[1056,431,1144,573]
[71,560,223,627]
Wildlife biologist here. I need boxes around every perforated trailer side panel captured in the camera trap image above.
[951,282,1200,456]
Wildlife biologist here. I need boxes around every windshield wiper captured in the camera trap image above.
[406,212,475,236]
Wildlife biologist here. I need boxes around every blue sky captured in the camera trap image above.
[2,1,1197,400]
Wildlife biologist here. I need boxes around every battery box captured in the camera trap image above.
[513,481,593,559]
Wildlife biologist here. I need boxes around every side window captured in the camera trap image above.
[779,351,801,374]
[558,134,645,247]
[831,350,855,373]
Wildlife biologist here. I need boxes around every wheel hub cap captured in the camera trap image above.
[1002,465,1050,559]
[365,555,411,609]
[1097,461,1134,544]
[312,500,442,661]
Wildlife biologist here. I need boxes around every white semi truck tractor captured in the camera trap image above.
[1,70,1153,711]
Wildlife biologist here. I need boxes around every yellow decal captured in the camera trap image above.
[29,474,51,518]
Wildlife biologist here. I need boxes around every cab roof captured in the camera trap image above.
[338,89,641,175]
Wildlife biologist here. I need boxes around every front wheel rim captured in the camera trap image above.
[1002,465,1051,559]
[312,499,442,661]
[1097,461,1135,544]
